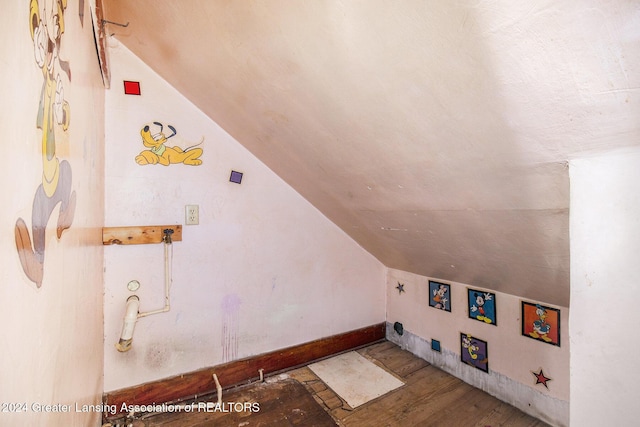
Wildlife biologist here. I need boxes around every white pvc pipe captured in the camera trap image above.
[115,295,140,352]
[116,237,173,352]
[137,240,172,318]
[213,373,222,406]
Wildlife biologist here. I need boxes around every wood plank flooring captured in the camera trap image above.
[113,341,549,427]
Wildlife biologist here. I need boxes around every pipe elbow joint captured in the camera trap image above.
[116,295,140,352]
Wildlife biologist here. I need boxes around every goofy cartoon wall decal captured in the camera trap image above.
[15,0,76,287]
[135,122,204,166]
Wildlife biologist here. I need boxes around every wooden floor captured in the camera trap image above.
[119,341,549,427]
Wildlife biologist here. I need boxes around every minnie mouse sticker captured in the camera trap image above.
[428,280,451,312]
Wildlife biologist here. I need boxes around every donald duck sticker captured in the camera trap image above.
[521,301,561,347]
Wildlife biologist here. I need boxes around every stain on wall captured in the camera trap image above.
[145,342,174,369]
[221,293,241,362]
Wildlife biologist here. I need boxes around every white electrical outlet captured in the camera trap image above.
[185,204,199,225]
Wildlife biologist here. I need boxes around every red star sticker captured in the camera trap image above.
[532,369,551,389]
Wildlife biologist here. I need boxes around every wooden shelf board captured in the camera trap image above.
[102,225,182,245]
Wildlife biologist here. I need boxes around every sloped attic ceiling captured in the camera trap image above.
[102,0,640,307]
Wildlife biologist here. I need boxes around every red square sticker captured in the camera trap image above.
[123,80,141,95]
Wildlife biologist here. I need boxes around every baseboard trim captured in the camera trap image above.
[103,322,385,420]
[385,322,569,427]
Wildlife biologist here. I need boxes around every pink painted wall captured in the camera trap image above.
[0,1,105,426]
[386,268,569,426]
[103,41,386,392]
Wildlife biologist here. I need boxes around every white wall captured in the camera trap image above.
[386,268,569,426]
[0,1,105,426]
[570,149,640,427]
[103,41,386,392]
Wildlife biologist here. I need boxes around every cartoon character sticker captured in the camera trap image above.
[521,301,561,346]
[429,280,451,312]
[135,122,203,166]
[467,288,497,325]
[460,333,488,373]
[15,0,76,288]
